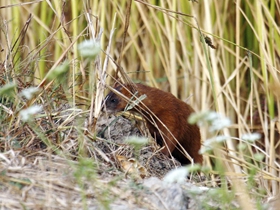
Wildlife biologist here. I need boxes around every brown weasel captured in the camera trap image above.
[103,83,202,164]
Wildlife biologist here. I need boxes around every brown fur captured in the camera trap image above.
[104,83,203,164]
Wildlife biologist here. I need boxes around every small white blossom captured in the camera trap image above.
[199,145,213,154]
[125,136,149,146]
[78,39,101,59]
[209,117,231,132]
[205,135,230,145]
[163,167,189,183]
[20,87,40,100]
[204,111,221,122]
[241,133,261,142]
[189,111,231,132]
[215,135,230,142]
[20,105,42,122]
[201,136,230,153]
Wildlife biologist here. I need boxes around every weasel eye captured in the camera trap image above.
[111,98,117,103]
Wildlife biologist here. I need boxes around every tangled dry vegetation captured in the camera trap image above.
[1,0,280,209]
[0,104,184,209]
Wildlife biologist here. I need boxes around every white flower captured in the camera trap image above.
[189,111,231,132]
[209,117,231,132]
[163,167,189,183]
[20,87,40,100]
[125,136,149,146]
[204,111,221,121]
[20,105,42,122]
[241,133,261,142]
[78,39,101,59]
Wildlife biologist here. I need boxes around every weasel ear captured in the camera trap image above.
[112,81,118,88]
[112,79,123,88]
